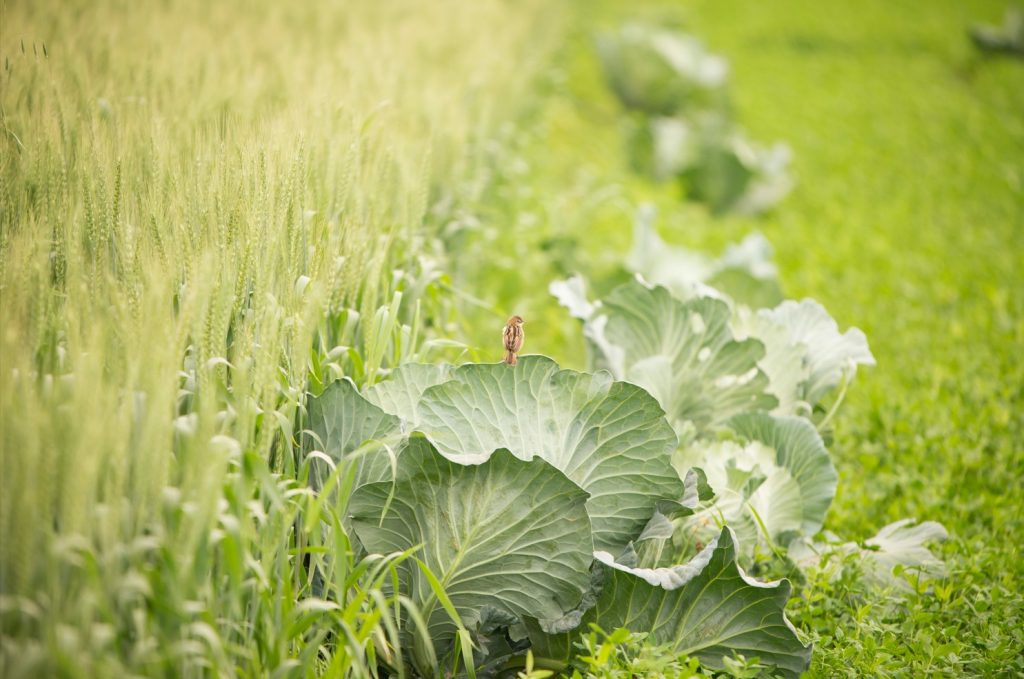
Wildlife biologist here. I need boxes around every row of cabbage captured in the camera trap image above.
[299,22,947,677]
[301,213,945,676]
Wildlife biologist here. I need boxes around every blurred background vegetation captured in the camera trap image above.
[2,0,1022,676]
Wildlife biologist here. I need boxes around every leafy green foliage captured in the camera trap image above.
[672,413,838,560]
[568,626,711,678]
[304,377,404,487]
[350,439,594,674]
[4,0,1021,676]
[303,352,811,674]
[552,278,777,437]
[530,528,810,677]
[627,207,784,307]
[970,8,1024,57]
[596,24,729,117]
[351,355,687,553]
[788,519,948,590]
[735,299,876,412]
[413,357,683,551]
[596,23,792,215]
[531,2,1020,675]
[364,363,455,424]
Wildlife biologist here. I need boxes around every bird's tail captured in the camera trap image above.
[504,351,517,366]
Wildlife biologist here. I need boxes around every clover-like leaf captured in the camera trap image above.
[348,439,593,669]
[414,356,683,552]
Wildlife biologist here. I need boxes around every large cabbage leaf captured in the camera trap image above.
[306,378,400,456]
[413,356,683,552]
[730,308,809,415]
[673,412,837,556]
[862,519,948,586]
[734,299,876,412]
[789,519,948,590]
[304,378,403,487]
[553,278,777,438]
[364,362,453,424]
[348,439,593,670]
[528,527,810,677]
[759,299,875,406]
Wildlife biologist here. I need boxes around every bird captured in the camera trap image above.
[502,315,525,366]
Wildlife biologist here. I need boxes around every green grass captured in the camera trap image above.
[703,3,1024,673]
[454,0,1023,674]
[2,0,1022,675]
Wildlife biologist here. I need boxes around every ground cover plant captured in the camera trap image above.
[3,0,1023,677]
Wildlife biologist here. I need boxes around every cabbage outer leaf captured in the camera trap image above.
[364,362,453,424]
[590,280,777,436]
[789,519,948,590]
[528,527,810,678]
[738,299,876,409]
[415,356,682,552]
[349,439,594,667]
[304,378,403,487]
[674,412,837,556]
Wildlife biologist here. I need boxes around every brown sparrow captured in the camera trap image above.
[502,315,524,365]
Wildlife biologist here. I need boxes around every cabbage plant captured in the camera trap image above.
[550,274,862,557]
[551,247,943,580]
[302,229,941,675]
[627,205,782,307]
[551,276,778,440]
[305,356,811,676]
[788,520,949,590]
[596,23,729,117]
[597,23,792,215]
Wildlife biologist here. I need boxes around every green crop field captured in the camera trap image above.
[2,0,1021,677]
